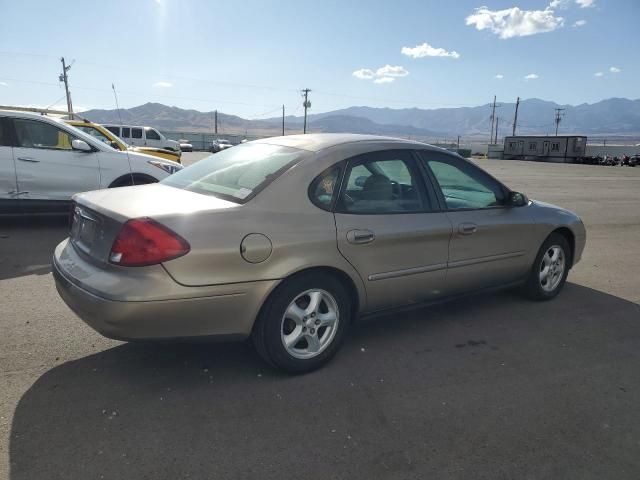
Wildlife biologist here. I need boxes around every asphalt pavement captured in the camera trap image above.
[1,154,640,479]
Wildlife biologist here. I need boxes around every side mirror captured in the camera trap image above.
[508,191,528,207]
[72,139,93,152]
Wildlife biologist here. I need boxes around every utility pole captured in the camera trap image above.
[301,89,311,134]
[214,110,218,136]
[494,117,500,144]
[282,104,285,136]
[554,108,566,136]
[512,96,520,136]
[457,135,460,151]
[489,96,501,144]
[59,57,74,117]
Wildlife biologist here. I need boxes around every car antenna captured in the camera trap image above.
[112,83,135,186]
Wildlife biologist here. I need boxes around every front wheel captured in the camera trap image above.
[523,233,571,300]
[252,273,351,373]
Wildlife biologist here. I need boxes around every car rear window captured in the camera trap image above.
[161,143,304,203]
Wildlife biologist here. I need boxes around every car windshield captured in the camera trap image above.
[161,143,304,202]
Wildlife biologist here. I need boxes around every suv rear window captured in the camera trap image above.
[161,143,304,203]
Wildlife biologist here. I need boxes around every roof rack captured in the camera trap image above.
[0,105,91,123]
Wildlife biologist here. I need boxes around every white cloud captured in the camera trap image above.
[401,42,460,59]
[576,0,595,8]
[466,6,564,39]
[353,65,408,85]
[549,0,571,8]
[495,74,504,79]
[524,73,540,80]
[375,65,409,77]
[152,81,172,88]
[0,81,7,87]
[610,66,621,73]
[573,19,586,27]
[352,69,375,80]
[594,72,604,77]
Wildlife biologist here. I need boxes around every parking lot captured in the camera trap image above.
[2,154,640,479]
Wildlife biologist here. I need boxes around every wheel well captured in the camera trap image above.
[551,227,575,267]
[255,267,361,329]
[108,173,158,188]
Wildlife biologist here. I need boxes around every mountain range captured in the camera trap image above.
[82,97,640,140]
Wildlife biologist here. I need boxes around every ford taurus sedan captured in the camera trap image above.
[53,134,586,373]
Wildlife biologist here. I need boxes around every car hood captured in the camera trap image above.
[73,183,239,222]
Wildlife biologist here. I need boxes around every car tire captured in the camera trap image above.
[252,272,351,374]
[523,233,572,301]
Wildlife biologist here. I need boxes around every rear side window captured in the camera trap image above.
[121,127,130,138]
[131,128,143,139]
[145,128,161,140]
[13,119,74,150]
[337,150,429,214]
[105,126,120,136]
[161,143,304,203]
[309,165,342,211]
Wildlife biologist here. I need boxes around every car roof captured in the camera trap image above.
[0,109,69,122]
[252,133,442,153]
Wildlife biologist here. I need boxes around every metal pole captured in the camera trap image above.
[214,110,218,136]
[489,95,496,144]
[60,57,73,117]
[302,89,311,134]
[512,97,520,136]
[282,104,285,136]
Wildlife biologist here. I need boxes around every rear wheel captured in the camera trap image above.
[523,233,571,300]
[252,272,351,373]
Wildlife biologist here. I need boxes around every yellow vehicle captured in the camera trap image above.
[65,119,182,163]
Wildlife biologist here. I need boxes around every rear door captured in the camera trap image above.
[11,117,100,202]
[418,150,535,293]
[130,127,143,147]
[333,149,452,312]
[0,116,19,212]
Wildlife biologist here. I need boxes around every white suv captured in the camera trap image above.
[0,110,182,214]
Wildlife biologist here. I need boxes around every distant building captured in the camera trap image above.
[503,135,587,162]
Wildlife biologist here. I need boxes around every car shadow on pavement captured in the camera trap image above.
[9,283,640,479]
[0,216,68,281]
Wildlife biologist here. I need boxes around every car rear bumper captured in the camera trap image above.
[53,239,278,341]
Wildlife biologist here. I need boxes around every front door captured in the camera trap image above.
[333,149,452,312]
[11,117,100,202]
[144,127,163,148]
[0,117,19,212]
[543,141,550,156]
[418,151,536,293]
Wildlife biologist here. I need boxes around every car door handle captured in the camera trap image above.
[17,156,40,163]
[458,223,478,235]
[347,229,375,244]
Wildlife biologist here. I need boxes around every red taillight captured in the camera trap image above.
[109,218,190,267]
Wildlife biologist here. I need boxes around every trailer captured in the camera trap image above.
[503,135,587,162]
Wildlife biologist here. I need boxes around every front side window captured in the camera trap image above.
[145,127,161,140]
[161,143,304,203]
[105,126,120,136]
[131,128,143,139]
[338,150,427,214]
[13,119,74,150]
[421,152,506,210]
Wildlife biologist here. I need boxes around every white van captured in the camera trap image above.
[104,125,180,152]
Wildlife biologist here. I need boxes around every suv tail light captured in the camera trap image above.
[109,218,190,267]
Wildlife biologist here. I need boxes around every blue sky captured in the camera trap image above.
[0,0,637,118]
